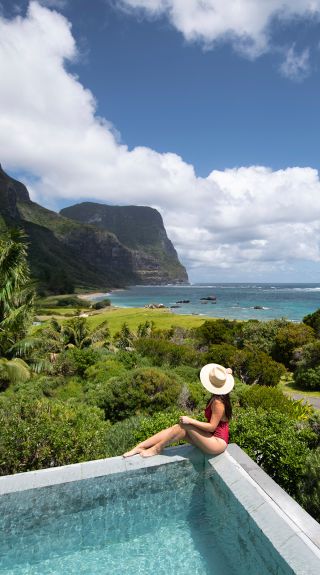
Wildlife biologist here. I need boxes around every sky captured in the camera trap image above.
[1,1,320,282]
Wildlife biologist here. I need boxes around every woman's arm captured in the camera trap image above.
[179,399,225,433]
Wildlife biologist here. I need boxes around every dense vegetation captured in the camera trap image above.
[1,232,320,523]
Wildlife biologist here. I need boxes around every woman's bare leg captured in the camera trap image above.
[123,424,186,457]
[141,425,227,458]
[140,424,187,457]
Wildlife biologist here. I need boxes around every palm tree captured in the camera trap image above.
[0,228,35,383]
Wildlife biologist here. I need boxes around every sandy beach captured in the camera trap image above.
[78,292,111,301]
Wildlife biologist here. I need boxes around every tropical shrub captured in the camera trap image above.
[48,296,87,308]
[303,308,320,337]
[230,407,311,497]
[195,319,240,347]
[204,345,285,386]
[0,229,35,385]
[234,349,286,386]
[291,340,320,371]
[171,366,207,410]
[271,323,315,367]
[294,366,320,391]
[308,412,320,447]
[204,343,238,367]
[171,365,199,384]
[116,349,152,370]
[113,322,134,349]
[0,396,110,475]
[91,298,111,310]
[65,347,101,377]
[239,319,288,354]
[135,337,204,367]
[84,356,127,383]
[238,385,313,420]
[298,448,320,523]
[86,367,183,422]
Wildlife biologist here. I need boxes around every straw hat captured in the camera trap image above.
[200,363,234,395]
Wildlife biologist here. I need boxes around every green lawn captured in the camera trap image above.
[87,306,206,335]
[35,306,206,335]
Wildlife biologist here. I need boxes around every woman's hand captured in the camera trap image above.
[179,416,193,426]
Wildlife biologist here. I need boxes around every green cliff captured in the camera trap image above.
[61,202,188,285]
[0,166,188,292]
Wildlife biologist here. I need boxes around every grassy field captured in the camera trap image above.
[87,307,206,334]
[36,305,207,335]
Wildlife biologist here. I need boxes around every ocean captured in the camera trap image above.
[93,283,320,322]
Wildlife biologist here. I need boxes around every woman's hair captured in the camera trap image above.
[207,393,232,420]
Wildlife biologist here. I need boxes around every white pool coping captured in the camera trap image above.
[0,443,319,574]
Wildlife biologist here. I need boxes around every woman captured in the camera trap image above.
[123,363,234,458]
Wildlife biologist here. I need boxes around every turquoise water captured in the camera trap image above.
[104,283,320,321]
[0,462,290,575]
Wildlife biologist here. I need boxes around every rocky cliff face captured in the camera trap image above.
[61,202,188,285]
[0,164,29,220]
[0,166,188,292]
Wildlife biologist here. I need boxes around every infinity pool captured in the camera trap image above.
[0,455,298,575]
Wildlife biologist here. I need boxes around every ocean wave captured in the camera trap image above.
[291,287,320,292]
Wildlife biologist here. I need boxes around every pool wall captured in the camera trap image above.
[0,444,319,574]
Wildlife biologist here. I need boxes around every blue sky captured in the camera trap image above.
[1,1,320,282]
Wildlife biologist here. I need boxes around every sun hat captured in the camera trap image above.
[200,363,234,395]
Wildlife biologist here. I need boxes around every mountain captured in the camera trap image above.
[60,202,188,286]
[0,165,188,292]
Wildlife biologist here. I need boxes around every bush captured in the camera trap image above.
[204,346,285,387]
[195,319,240,346]
[8,375,66,400]
[303,308,320,337]
[135,338,204,368]
[171,366,208,410]
[65,347,101,377]
[204,344,238,367]
[298,448,320,523]
[291,340,320,372]
[172,365,199,383]
[239,319,288,355]
[230,407,311,497]
[271,323,315,368]
[87,367,183,422]
[0,396,110,475]
[294,366,320,391]
[91,298,111,310]
[55,296,87,308]
[84,356,127,383]
[308,412,320,447]
[238,385,313,420]
[234,349,286,387]
[116,350,152,370]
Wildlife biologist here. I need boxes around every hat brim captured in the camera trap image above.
[200,363,234,395]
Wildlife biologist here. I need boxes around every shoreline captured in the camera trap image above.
[78,291,112,301]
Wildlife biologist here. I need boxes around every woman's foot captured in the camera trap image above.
[140,445,162,458]
[122,446,144,458]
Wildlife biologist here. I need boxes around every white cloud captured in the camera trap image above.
[117,1,320,59]
[2,2,320,281]
[279,45,311,81]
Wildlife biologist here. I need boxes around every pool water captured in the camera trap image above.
[0,460,291,574]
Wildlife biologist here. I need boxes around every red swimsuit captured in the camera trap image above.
[204,403,229,444]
